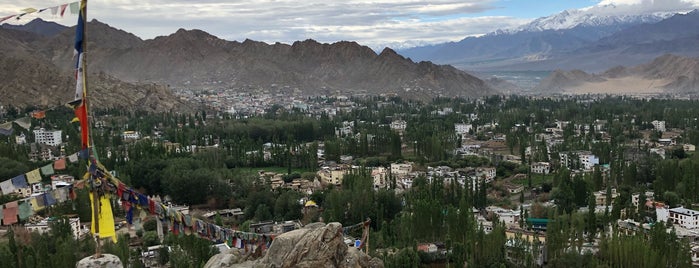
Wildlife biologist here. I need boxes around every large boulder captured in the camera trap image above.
[204,222,383,268]
[76,254,123,268]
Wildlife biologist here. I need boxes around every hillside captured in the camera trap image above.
[535,54,699,95]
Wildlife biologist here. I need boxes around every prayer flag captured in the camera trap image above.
[54,158,67,170]
[89,192,117,243]
[11,174,28,189]
[13,117,31,130]
[18,201,33,220]
[0,15,15,23]
[26,169,41,184]
[41,164,55,176]
[69,2,80,14]
[68,153,79,163]
[50,6,58,15]
[0,121,12,136]
[0,180,15,195]
[60,4,68,17]
[3,202,18,225]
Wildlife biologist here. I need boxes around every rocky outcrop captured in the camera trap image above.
[76,254,123,268]
[204,222,383,268]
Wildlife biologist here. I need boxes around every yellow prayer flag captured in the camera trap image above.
[71,117,80,123]
[21,8,38,13]
[89,192,117,243]
[26,169,41,184]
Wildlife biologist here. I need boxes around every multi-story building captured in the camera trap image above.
[390,163,413,178]
[651,120,666,132]
[455,123,473,136]
[530,162,551,174]
[122,131,141,140]
[390,120,407,132]
[658,207,699,229]
[33,128,62,146]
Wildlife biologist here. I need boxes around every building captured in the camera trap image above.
[33,128,62,146]
[25,217,83,239]
[559,151,599,170]
[476,167,496,182]
[15,133,26,145]
[663,207,699,229]
[372,167,388,189]
[390,120,407,132]
[318,167,349,186]
[122,131,140,140]
[390,163,413,178]
[530,162,551,174]
[684,144,696,152]
[651,120,666,132]
[455,123,473,136]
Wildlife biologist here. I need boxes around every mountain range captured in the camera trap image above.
[398,8,699,73]
[535,54,699,95]
[0,19,496,109]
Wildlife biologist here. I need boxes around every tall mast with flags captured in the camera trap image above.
[71,0,117,257]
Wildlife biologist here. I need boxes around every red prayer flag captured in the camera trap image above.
[54,158,67,170]
[60,4,68,17]
[74,101,89,149]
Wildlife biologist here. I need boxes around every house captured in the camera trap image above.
[559,151,599,170]
[417,243,438,253]
[684,144,696,152]
[530,162,551,174]
[33,128,62,146]
[593,188,618,206]
[318,167,349,186]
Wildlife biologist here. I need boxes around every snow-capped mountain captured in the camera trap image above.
[504,6,674,34]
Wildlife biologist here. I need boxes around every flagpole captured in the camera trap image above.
[77,0,102,258]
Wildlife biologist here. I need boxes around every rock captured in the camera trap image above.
[76,254,123,268]
[204,222,384,268]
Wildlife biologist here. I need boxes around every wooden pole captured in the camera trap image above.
[79,0,102,257]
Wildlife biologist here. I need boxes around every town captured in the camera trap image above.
[0,94,698,267]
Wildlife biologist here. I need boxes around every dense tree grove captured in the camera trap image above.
[1,96,698,266]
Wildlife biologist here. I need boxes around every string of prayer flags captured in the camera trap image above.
[11,174,28,189]
[26,169,41,184]
[54,158,67,170]
[0,1,79,23]
[41,163,55,176]
[3,201,18,225]
[89,192,117,242]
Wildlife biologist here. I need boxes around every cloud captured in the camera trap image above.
[1,0,514,49]
[593,0,699,14]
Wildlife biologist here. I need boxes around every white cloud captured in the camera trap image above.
[1,0,696,50]
[593,0,699,14]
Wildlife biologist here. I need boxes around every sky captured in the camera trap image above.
[1,0,699,50]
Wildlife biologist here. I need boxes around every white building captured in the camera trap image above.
[25,217,83,239]
[15,133,26,145]
[530,162,551,174]
[579,153,600,170]
[684,144,696,152]
[122,131,140,140]
[659,207,699,229]
[476,167,497,182]
[33,128,62,146]
[651,120,666,132]
[390,120,407,132]
[455,123,473,136]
